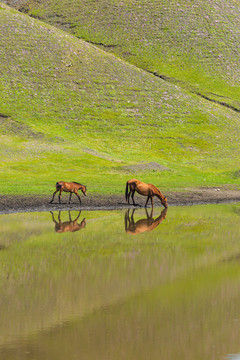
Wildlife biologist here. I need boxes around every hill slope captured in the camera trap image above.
[0,3,240,195]
[5,0,240,111]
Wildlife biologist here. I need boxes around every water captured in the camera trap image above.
[0,203,240,359]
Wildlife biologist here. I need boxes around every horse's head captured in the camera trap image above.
[81,185,87,196]
[162,196,168,208]
[80,218,87,228]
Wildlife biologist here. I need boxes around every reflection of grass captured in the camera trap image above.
[1,4,240,195]
[1,204,240,279]
[0,204,240,350]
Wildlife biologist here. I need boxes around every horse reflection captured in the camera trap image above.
[50,210,86,233]
[125,207,168,235]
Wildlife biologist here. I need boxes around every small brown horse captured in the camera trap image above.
[125,207,168,235]
[50,181,87,204]
[50,210,86,233]
[125,178,168,208]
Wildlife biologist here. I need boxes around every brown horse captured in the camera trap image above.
[125,179,168,208]
[50,210,86,233]
[125,207,168,235]
[49,181,87,204]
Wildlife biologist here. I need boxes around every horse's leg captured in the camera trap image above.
[58,211,62,225]
[75,210,81,222]
[50,211,57,224]
[151,196,154,209]
[49,189,59,204]
[58,189,63,204]
[69,192,72,204]
[150,206,154,218]
[74,190,82,204]
[145,207,150,219]
[125,209,130,231]
[145,196,150,208]
[131,208,135,222]
[127,184,134,204]
[127,189,131,204]
[131,189,136,205]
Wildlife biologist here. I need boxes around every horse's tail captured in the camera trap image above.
[125,181,129,202]
[124,210,129,231]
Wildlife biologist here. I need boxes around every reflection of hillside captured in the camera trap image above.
[1,204,240,354]
[0,245,180,349]
[1,265,240,360]
[125,208,167,235]
[50,210,86,233]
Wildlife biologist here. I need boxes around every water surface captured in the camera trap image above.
[1,204,240,359]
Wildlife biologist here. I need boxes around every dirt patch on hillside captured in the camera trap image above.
[1,187,240,214]
[120,162,170,173]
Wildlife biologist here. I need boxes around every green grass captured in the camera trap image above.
[0,3,240,195]
[21,0,240,108]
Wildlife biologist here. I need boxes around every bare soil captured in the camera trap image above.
[1,187,240,214]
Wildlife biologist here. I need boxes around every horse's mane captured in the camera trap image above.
[73,181,85,187]
[150,184,164,197]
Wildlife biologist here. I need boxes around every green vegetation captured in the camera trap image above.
[18,0,240,108]
[0,2,240,195]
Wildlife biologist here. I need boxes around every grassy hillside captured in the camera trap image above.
[9,0,240,111]
[0,3,240,196]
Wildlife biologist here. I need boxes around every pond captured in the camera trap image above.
[1,203,240,360]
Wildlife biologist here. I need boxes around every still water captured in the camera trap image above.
[1,203,240,360]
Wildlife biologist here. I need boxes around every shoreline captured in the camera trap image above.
[1,187,240,214]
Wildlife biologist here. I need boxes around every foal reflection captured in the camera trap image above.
[125,207,168,235]
[50,210,86,233]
